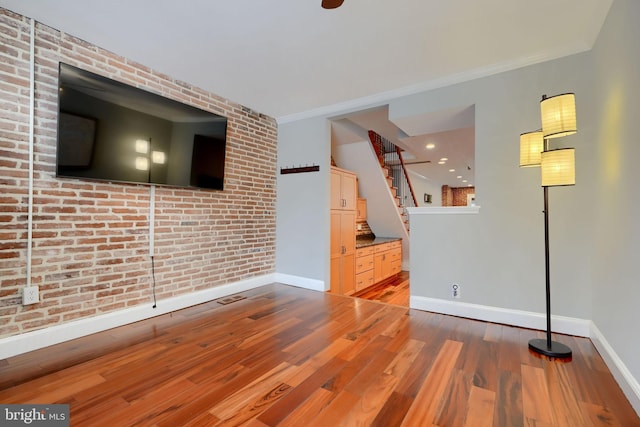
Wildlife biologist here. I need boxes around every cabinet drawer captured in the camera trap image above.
[355,269,374,291]
[391,240,402,249]
[391,259,402,275]
[374,242,392,253]
[355,254,374,274]
[389,248,401,262]
[356,246,374,257]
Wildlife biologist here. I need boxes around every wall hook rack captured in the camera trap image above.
[280,164,320,174]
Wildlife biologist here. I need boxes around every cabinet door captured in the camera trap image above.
[330,211,343,294]
[341,172,357,211]
[330,211,343,257]
[342,252,356,295]
[341,211,356,254]
[330,210,356,295]
[357,198,367,221]
[330,170,342,210]
[331,167,356,211]
[341,211,356,294]
[330,256,341,294]
[374,252,385,283]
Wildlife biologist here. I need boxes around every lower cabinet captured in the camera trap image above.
[355,246,375,291]
[355,240,402,292]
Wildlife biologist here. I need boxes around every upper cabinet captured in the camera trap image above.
[357,198,367,221]
[331,167,357,211]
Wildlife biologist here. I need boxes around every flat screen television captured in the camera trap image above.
[56,63,228,190]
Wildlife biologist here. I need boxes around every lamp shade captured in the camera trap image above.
[541,148,575,186]
[135,139,149,154]
[135,156,149,171]
[152,151,166,164]
[540,93,577,139]
[520,131,544,167]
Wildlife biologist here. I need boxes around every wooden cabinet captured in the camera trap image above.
[354,239,402,293]
[355,246,375,291]
[330,167,357,295]
[356,198,367,221]
[389,240,402,276]
[373,240,402,284]
[331,167,357,211]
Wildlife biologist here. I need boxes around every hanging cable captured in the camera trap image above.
[149,185,157,308]
[26,18,35,288]
[150,254,157,309]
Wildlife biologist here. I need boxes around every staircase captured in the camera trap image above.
[368,131,416,233]
[334,139,411,270]
[381,165,410,231]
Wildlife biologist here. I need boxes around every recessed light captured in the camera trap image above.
[468,184,473,187]
[426,143,435,149]
[462,179,468,183]
[449,169,455,172]
[457,175,462,179]
[438,161,445,165]
[440,157,448,161]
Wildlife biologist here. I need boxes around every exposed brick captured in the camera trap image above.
[442,185,476,207]
[0,10,277,339]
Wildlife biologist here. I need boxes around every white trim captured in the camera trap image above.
[407,206,481,215]
[590,323,640,416]
[409,295,590,337]
[0,274,275,359]
[273,273,326,292]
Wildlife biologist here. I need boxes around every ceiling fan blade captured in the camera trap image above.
[322,0,344,9]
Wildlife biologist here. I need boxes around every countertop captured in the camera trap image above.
[355,236,402,249]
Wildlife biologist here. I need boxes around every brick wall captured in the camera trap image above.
[441,185,475,207]
[0,9,278,338]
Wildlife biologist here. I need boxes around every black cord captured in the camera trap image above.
[151,255,157,308]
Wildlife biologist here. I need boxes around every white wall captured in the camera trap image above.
[407,170,443,206]
[589,0,640,400]
[402,52,595,319]
[275,117,331,288]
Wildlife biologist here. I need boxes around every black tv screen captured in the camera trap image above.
[56,63,228,190]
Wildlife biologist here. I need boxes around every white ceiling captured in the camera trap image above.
[0,0,613,187]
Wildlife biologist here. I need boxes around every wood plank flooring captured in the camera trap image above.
[353,271,410,306]
[1,282,638,426]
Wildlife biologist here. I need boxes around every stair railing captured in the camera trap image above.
[395,146,418,209]
[367,131,416,231]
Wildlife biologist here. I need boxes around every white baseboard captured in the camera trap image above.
[409,295,591,337]
[0,274,275,359]
[273,273,326,292]
[590,323,640,416]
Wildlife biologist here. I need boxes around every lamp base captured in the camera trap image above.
[528,338,572,358]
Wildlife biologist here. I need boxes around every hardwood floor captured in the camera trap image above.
[1,283,638,426]
[353,271,410,307]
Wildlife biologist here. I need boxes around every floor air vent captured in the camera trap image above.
[215,294,247,305]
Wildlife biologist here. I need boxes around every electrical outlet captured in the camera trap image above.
[22,286,39,305]
[452,283,461,299]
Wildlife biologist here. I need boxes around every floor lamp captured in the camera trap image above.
[520,93,576,358]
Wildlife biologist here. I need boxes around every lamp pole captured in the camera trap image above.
[528,175,571,358]
[543,184,552,350]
